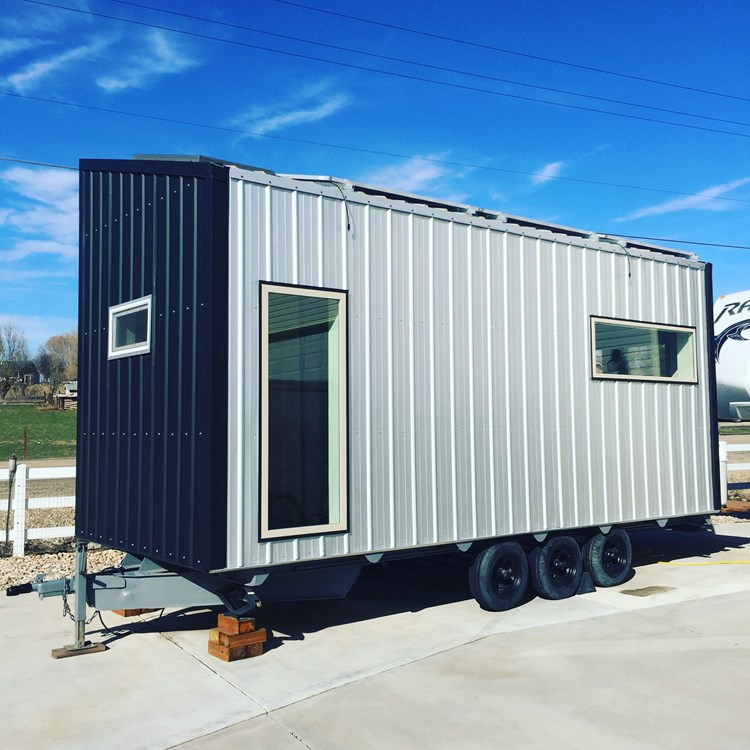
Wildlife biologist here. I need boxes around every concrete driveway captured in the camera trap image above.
[2,523,749,750]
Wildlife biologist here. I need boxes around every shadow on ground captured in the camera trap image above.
[86,527,749,649]
[629,526,749,564]
[87,555,474,648]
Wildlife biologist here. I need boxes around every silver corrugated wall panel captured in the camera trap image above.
[226,170,715,571]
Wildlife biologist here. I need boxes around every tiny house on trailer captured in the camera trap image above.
[67,154,719,617]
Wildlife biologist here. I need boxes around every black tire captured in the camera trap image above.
[529,536,583,600]
[469,541,530,612]
[582,529,632,587]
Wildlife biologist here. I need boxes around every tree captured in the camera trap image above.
[36,330,78,398]
[0,323,30,399]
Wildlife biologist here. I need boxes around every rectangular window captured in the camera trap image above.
[591,317,697,383]
[108,295,152,359]
[260,283,348,539]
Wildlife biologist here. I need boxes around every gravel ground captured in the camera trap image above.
[713,512,750,523]
[1,546,125,590]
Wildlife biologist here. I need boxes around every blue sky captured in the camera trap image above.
[1,0,749,353]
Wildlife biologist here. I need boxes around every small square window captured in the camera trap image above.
[108,295,152,359]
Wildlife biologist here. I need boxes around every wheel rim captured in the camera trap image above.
[602,538,627,574]
[492,555,522,596]
[549,548,576,584]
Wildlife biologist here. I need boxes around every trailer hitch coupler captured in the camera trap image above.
[6,582,33,596]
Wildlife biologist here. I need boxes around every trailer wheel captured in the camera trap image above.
[529,536,582,600]
[469,542,529,612]
[582,529,632,587]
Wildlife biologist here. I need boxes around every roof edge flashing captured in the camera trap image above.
[133,154,275,175]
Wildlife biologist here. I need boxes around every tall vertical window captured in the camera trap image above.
[260,283,348,539]
[108,295,152,359]
[591,317,697,383]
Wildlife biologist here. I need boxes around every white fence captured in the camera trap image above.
[0,464,75,557]
[0,445,746,558]
[719,441,750,507]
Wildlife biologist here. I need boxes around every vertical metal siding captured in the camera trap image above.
[226,172,716,571]
[77,160,228,571]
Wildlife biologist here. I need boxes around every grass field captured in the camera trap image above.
[0,404,77,460]
[719,424,750,435]
[0,402,743,462]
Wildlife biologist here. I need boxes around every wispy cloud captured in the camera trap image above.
[615,177,750,222]
[2,166,78,207]
[0,37,44,61]
[363,157,448,194]
[232,83,349,136]
[0,0,92,36]
[531,161,565,185]
[0,167,79,263]
[0,239,78,263]
[96,30,199,92]
[2,39,107,93]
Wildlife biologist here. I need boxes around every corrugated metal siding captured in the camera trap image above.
[226,171,716,571]
[77,160,228,571]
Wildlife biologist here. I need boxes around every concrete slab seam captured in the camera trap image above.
[266,714,315,750]
[155,629,269,712]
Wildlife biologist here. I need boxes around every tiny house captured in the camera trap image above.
[75,155,719,612]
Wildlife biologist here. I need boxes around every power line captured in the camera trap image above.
[268,0,750,105]
[5,89,750,208]
[22,0,750,141]
[0,156,77,170]
[3,155,750,251]
[104,0,750,131]
[617,235,750,251]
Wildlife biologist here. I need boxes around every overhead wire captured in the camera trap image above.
[20,0,750,141]
[267,0,750,105]
[4,94,750,209]
[103,0,750,131]
[0,155,78,171]
[617,236,750,251]
[6,2,750,252]
[3,156,750,251]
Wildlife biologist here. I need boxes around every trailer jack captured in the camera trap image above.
[33,541,107,658]
[31,540,261,658]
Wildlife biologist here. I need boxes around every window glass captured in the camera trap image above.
[261,284,348,539]
[592,317,696,383]
[115,308,149,349]
[108,296,152,359]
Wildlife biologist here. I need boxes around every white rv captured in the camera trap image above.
[714,290,750,420]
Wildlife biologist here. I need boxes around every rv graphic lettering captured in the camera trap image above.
[715,297,750,361]
[715,298,750,325]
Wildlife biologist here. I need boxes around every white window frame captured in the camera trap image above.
[108,295,152,360]
[260,282,348,540]
[591,316,698,384]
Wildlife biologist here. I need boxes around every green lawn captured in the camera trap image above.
[0,404,77,460]
[719,424,750,435]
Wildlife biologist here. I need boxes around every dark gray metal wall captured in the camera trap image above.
[76,158,229,571]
